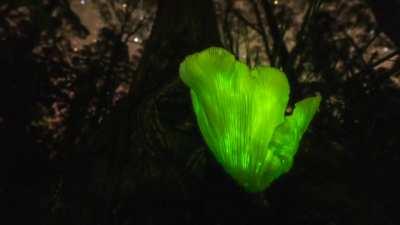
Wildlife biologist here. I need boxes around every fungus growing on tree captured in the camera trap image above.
[180,47,321,192]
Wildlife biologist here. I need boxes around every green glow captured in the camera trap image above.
[179,47,321,192]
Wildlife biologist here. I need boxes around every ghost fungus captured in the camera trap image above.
[179,47,321,192]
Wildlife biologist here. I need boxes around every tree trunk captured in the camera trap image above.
[130,0,221,101]
[60,1,222,225]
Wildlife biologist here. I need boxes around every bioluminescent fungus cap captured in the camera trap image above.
[179,47,321,192]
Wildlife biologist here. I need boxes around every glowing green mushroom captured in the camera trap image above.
[179,47,321,192]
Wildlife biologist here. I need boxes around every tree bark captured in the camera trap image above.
[130,0,221,101]
[61,1,222,225]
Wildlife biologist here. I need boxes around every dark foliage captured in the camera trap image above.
[1,0,399,225]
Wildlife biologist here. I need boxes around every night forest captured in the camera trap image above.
[1,0,400,225]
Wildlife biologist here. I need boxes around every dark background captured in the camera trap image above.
[1,0,399,224]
